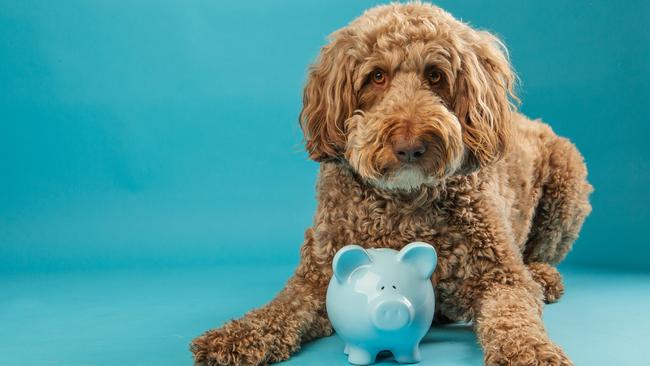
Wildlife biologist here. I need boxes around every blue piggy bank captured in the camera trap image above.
[326,242,437,365]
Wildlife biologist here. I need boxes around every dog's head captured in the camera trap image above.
[300,3,517,191]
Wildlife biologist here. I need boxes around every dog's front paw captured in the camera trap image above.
[191,324,274,366]
[484,338,572,366]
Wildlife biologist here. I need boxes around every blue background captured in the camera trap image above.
[1,1,649,365]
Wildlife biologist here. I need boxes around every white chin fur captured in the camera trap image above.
[373,167,436,191]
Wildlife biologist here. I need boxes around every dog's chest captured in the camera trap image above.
[331,192,468,278]
[317,164,475,285]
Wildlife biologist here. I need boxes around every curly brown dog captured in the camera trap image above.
[191,3,592,365]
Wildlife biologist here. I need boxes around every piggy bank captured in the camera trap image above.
[326,242,437,365]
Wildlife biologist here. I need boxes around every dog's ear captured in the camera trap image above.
[299,36,357,162]
[453,30,517,174]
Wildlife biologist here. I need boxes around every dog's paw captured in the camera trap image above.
[527,263,565,304]
[190,325,273,366]
[484,338,573,366]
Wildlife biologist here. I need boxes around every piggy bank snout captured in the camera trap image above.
[371,298,413,331]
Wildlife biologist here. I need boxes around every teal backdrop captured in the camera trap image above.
[1,0,648,273]
[2,1,650,366]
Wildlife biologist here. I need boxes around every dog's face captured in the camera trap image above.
[300,3,516,191]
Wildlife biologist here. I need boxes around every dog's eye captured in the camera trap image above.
[427,68,443,84]
[372,69,386,85]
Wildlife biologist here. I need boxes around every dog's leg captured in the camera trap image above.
[190,267,331,366]
[450,190,573,366]
[524,137,592,266]
[474,276,573,366]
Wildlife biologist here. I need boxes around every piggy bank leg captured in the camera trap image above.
[347,344,376,365]
[393,345,421,364]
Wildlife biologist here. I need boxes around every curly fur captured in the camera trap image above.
[192,3,592,365]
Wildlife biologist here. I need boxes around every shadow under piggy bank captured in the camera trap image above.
[370,323,482,365]
[292,322,483,366]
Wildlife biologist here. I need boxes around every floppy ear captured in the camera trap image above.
[332,244,372,284]
[299,35,357,162]
[397,242,437,279]
[453,30,517,174]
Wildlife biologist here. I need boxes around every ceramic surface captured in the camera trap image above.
[326,242,437,365]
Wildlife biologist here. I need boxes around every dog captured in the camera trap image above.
[191,3,592,365]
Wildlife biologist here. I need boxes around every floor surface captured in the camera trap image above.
[1,265,649,365]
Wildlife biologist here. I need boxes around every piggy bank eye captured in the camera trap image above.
[380,286,385,290]
[392,285,397,289]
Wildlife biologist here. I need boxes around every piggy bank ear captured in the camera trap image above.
[332,245,372,284]
[397,242,437,279]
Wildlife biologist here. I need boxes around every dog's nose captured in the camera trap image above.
[393,139,427,163]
